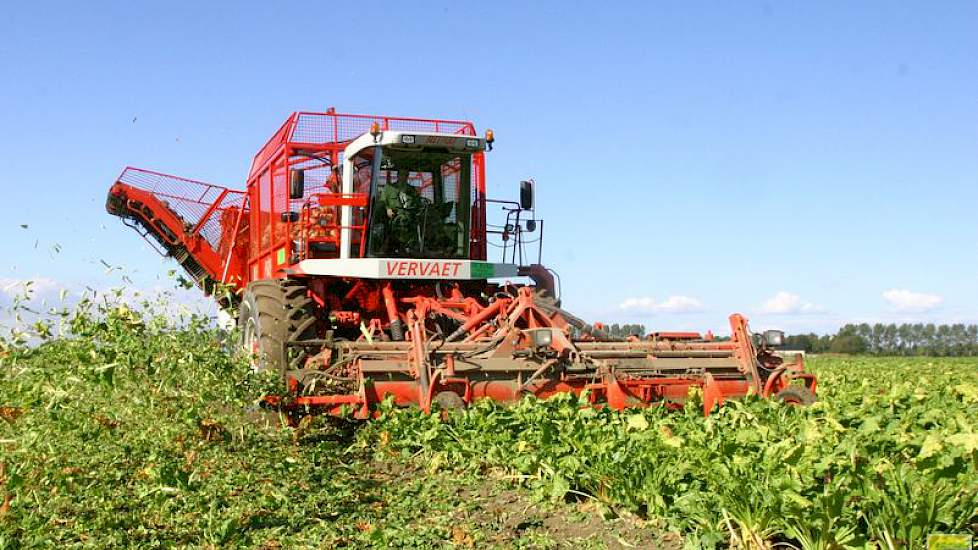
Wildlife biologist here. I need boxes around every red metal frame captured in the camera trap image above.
[105,167,248,290]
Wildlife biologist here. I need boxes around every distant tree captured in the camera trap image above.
[935,324,951,356]
[869,323,885,354]
[830,334,867,354]
[595,323,648,340]
[618,324,645,337]
[896,324,911,354]
[911,323,925,354]
[816,335,832,353]
[785,333,820,352]
[921,324,936,355]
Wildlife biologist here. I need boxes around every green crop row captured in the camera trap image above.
[362,357,978,548]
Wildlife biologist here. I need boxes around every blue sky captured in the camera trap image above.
[1,1,975,335]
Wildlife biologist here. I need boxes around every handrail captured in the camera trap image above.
[295,192,369,260]
[485,200,544,266]
[311,193,369,207]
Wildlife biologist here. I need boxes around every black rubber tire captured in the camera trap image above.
[389,319,405,342]
[238,279,320,385]
[776,386,817,406]
[433,391,465,411]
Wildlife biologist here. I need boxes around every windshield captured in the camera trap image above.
[359,145,472,259]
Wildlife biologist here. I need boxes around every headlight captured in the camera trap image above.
[762,330,785,347]
[532,329,553,348]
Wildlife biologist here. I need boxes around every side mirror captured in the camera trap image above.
[761,330,785,348]
[519,180,534,210]
[525,219,537,232]
[289,170,305,200]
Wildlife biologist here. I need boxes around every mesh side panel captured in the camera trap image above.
[290,165,333,207]
[196,190,246,250]
[288,155,335,199]
[385,118,472,135]
[335,116,384,143]
[272,162,288,244]
[471,157,479,216]
[419,174,435,202]
[292,113,335,143]
[258,170,272,250]
[251,121,290,175]
[252,112,475,179]
[290,113,475,144]
[442,159,461,223]
[290,157,333,171]
[117,168,245,251]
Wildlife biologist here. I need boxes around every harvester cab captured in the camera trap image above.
[105,109,816,418]
[288,127,527,280]
[340,129,483,261]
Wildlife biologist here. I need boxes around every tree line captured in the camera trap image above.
[785,323,978,356]
[598,324,647,339]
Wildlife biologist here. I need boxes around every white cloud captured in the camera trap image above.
[0,277,60,299]
[619,297,655,312]
[882,289,943,312]
[656,295,704,313]
[619,295,703,314]
[760,291,822,314]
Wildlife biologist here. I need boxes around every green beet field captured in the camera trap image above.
[1,294,976,549]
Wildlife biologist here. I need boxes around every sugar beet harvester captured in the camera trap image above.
[105,109,816,417]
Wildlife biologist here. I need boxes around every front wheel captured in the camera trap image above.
[238,279,319,388]
[775,386,817,406]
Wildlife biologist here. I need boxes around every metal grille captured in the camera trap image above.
[259,170,272,249]
[442,159,461,223]
[117,168,245,251]
[251,111,476,179]
[288,155,335,205]
[290,112,475,145]
[197,190,245,253]
[250,120,290,178]
[272,161,288,244]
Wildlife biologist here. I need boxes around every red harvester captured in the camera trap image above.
[105,109,816,417]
